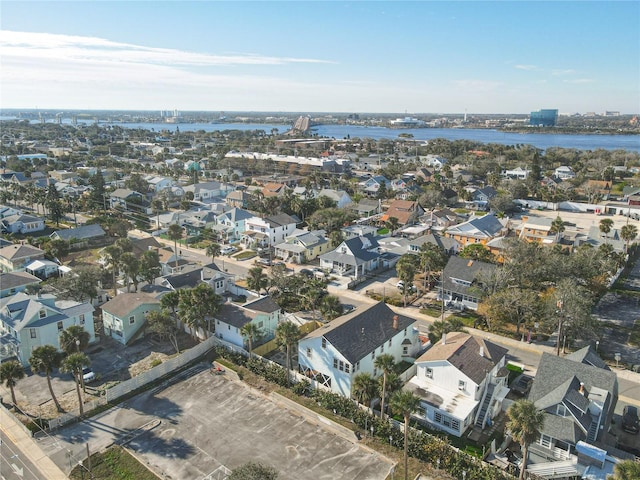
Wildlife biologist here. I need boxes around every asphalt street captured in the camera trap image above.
[0,430,42,480]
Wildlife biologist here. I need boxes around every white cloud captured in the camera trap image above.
[552,69,577,76]
[564,78,595,84]
[515,64,538,71]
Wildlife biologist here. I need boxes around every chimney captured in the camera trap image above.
[392,315,399,330]
[579,382,585,395]
[479,346,484,357]
[441,333,446,345]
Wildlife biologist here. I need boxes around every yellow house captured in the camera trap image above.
[274,231,329,263]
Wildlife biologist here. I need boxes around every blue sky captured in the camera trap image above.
[1,1,638,114]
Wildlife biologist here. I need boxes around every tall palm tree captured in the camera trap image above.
[599,218,614,244]
[550,215,565,237]
[59,325,90,355]
[275,321,301,386]
[120,252,140,292]
[374,353,396,419]
[506,400,545,480]
[396,255,418,307]
[621,224,638,252]
[319,295,343,321]
[612,459,640,480]
[0,360,25,406]
[103,244,123,297]
[152,198,164,231]
[419,243,447,291]
[389,390,421,480]
[247,266,268,294]
[240,322,262,358]
[61,352,90,416]
[206,242,221,264]
[167,223,184,270]
[351,372,379,409]
[29,345,64,412]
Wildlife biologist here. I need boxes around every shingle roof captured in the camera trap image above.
[244,296,280,313]
[0,271,41,291]
[303,302,417,364]
[0,244,45,260]
[442,256,495,296]
[214,303,257,329]
[52,224,106,241]
[416,332,507,384]
[565,345,609,370]
[101,292,160,318]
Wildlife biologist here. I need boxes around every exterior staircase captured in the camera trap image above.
[587,419,599,443]
[475,383,496,429]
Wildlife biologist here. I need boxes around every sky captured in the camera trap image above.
[1,1,638,114]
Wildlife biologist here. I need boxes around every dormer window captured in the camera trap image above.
[556,404,567,417]
[39,309,46,319]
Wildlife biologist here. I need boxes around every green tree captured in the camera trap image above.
[319,295,343,321]
[206,242,221,264]
[59,325,90,355]
[46,239,69,262]
[124,172,149,194]
[621,224,638,252]
[178,284,222,339]
[396,254,418,307]
[389,390,421,480]
[418,243,447,291]
[228,462,278,480]
[247,266,269,294]
[385,216,400,235]
[61,352,90,415]
[139,250,161,285]
[45,183,65,226]
[146,310,180,354]
[374,353,396,419]
[459,243,495,263]
[240,322,263,358]
[506,400,545,480]
[48,266,100,303]
[152,198,164,230]
[0,360,25,406]
[120,252,140,292]
[599,218,614,244]
[103,244,123,297]
[351,372,379,408]
[427,318,466,345]
[167,224,184,269]
[89,170,106,212]
[550,215,565,236]
[275,321,301,386]
[29,345,64,412]
[611,459,640,480]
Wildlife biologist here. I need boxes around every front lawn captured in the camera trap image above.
[69,446,159,480]
[234,249,256,260]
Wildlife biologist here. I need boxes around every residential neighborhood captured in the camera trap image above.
[1,118,639,480]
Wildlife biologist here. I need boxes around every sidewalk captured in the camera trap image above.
[0,406,68,480]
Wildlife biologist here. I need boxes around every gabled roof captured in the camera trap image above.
[131,236,163,256]
[110,188,139,198]
[264,213,298,228]
[51,224,106,241]
[0,271,41,291]
[565,345,609,370]
[446,214,505,239]
[303,302,416,364]
[415,331,507,384]
[101,292,160,318]
[244,296,280,313]
[442,256,495,294]
[0,244,45,260]
[218,207,253,223]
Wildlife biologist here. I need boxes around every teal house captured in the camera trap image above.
[101,292,162,345]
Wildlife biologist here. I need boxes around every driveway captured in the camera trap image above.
[43,363,393,480]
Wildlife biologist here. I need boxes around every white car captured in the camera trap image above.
[82,367,96,383]
[396,281,417,292]
[221,246,237,255]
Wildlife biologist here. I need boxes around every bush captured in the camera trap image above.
[150,358,162,368]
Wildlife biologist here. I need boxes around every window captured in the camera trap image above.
[127,315,134,325]
[345,364,350,374]
[556,404,567,417]
[380,344,384,353]
[458,380,466,391]
[402,346,409,355]
[322,338,327,349]
[373,368,378,377]
[338,361,344,372]
[30,328,37,339]
[57,321,63,332]
[404,328,407,337]
[539,434,552,449]
[306,348,311,358]
[333,358,338,369]
[39,309,46,319]
[371,352,375,360]
[425,367,433,379]
[388,339,392,347]
[79,314,85,325]
[355,361,360,371]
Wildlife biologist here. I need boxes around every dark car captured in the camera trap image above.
[511,374,533,396]
[622,405,639,434]
[299,269,313,277]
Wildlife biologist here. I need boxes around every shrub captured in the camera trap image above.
[150,358,162,368]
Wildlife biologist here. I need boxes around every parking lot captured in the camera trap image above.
[45,365,393,479]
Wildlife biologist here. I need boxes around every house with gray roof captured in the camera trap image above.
[527,347,618,462]
[298,302,420,397]
[101,292,162,345]
[0,244,46,273]
[405,332,508,437]
[274,230,329,263]
[444,213,508,247]
[213,296,281,350]
[50,224,106,246]
[0,271,41,298]
[439,256,496,310]
[1,214,45,234]
[0,292,95,366]
[159,263,230,295]
[319,234,381,279]
[214,207,254,242]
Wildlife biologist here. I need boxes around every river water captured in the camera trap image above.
[3,117,638,152]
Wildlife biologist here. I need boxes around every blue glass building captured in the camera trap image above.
[529,109,558,127]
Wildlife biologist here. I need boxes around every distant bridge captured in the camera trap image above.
[291,115,311,133]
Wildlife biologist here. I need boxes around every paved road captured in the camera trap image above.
[0,430,42,480]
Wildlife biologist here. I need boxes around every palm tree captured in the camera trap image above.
[396,255,418,307]
[351,372,379,409]
[247,266,268,294]
[419,243,446,291]
[240,322,263,358]
[275,321,301,386]
[0,360,25,406]
[103,244,123,297]
[389,390,421,480]
[167,223,184,269]
[152,198,164,231]
[206,242,221,264]
[385,216,400,235]
[61,352,90,416]
[319,295,343,321]
[612,459,640,480]
[374,353,396,419]
[621,224,638,252]
[29,345,64,412]
[59,325,90,355]
[599,218,614,244]
[120,252,140,292]
[550,215,565,237]
[506,400,545,480]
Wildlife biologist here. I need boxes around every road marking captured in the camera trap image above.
[11,463,24,477]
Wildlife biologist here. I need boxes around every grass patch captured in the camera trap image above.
[448,311,481,329]
[420,306,443,318]
[377,228,389,235]
[69,445,159,480]
[234,249,256,260]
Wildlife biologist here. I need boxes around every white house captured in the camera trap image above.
[319,234,381,279]
[405,332,508,437]
[242,213,298,249]
[501,167,530,180]
[298,302,420,397]
[213,296,281,349]
[183,181,234,202]
[1,214,46,234]
[0,292,95,366]
[318,189,353,209]
[214,208,254,242]
[554,166,576,179]
[423,155,447,169]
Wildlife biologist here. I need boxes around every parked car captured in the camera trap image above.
[622,405,639,434]
[257,258,272,266]
[511,374,533,396]
[396,280,416,292]
[221,246,238,255]
[82,367,96,383]
[299,269,313,277]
